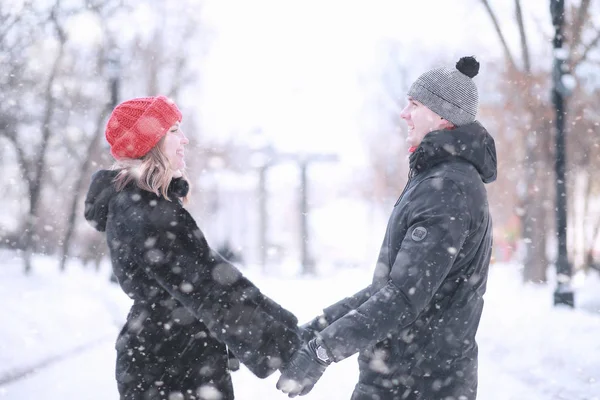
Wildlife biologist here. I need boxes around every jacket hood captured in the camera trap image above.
[409,121,497,183]
[84,169,190,232]
[84,170,119,232]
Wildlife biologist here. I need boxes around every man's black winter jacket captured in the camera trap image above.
[317,121,497,400]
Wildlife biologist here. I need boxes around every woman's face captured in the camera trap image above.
[162,122,189,178]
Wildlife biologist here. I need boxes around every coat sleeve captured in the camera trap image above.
[320,285,373,325]
[318,177,471,362]
[125,201,300,378]
[209,247,299,331]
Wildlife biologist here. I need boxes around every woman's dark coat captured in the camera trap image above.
[85,171,300,400]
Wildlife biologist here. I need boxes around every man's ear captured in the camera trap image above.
[440,118,454,130]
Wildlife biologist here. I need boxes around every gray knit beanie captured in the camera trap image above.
[407,56,480,126]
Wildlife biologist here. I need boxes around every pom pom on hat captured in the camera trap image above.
[456,56,480,78]
[105,95,182,160]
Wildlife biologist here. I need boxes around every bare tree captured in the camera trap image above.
[0,3,41,246]
[58,2,125,271]
[0,1,68,273]
[480,0,600,282]
[1,0,211,273]
[500,0,552,283]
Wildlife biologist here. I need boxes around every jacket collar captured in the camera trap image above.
[169,177,190,198]
[409,121,497,184]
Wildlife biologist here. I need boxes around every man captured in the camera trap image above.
[277,56,497,400]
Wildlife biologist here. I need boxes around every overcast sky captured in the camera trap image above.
[61,0,553,165]
[192,0,551,165]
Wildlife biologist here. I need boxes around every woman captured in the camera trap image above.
[84,96,301,400]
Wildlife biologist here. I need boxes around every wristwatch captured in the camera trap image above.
[313,339,332,364]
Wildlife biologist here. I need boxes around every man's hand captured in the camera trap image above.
[276,338,332,397]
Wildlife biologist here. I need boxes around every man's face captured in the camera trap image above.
[400,97,451,147]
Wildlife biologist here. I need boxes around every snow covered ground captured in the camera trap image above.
[0,249,599,400]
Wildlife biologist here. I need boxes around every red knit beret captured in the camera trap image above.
[105,95,182,160]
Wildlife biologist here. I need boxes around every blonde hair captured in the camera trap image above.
[112,136,190,203]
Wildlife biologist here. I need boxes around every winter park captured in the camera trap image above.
[2,0,600,399]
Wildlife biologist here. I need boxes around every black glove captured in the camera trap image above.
[276,338,332,397]
[299,315,329,344]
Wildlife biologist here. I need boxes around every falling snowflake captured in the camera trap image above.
[180,282,193,293]
[197,385,222,400]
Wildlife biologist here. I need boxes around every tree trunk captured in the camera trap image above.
[522,189,548,283]
[21,9,65,274]
[22,178,42,275]
[575,169,591,271]
[480,0,551,283]
[521,128,550,283]
[59,104,111,271]
[586,214,600,271]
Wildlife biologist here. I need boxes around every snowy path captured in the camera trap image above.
[0,335,357,400]
[1,252,599,399]
[0,332,594,400]
[0,335,111,386]
[0,338,119,400]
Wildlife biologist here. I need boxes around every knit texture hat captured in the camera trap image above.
[105,95,182,160]
[407,56,480,126]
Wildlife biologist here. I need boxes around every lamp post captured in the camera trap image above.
[297,153,338,275]
[249,140,338,274]
[249,134,275,273]
[550,0,574,307]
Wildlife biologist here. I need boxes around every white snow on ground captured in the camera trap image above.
[0,250,599,400]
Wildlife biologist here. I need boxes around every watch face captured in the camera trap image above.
[316,345,330,362]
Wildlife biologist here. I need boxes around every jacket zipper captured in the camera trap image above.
[394,168,415,207]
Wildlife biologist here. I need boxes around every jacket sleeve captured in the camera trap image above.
[299,285,373,341]
[209,247,299,331]
[125,201,300,378]
[320,285,373,325]
[318,177,471,362]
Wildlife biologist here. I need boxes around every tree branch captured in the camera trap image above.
[514,0,531,73]
[572,27,600,69]
[0,11,23,42]
[570,0,591,53]
[0,125,33,188]
[168,21,197,99]
[480,0,518,71]
[30,1,67,209]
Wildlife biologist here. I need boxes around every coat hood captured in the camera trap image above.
[409,121,497,183]
[83,169,190,232]
[84,170,119,232]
